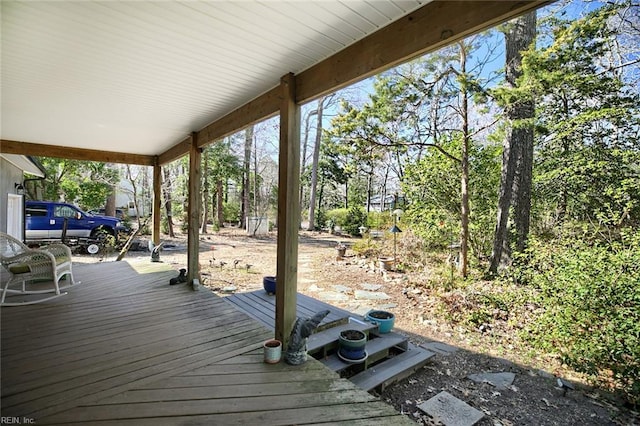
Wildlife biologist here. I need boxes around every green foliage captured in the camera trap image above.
[367,211,393,230]
[223,201,240,224]
[351,236,383,258]
[325,206,368,235]
[346,177,368,208]
[180,213,189,233]
[326,208,349,229]
[33,158,119,209]
[203,141,242,187]
[314,209,328,231]
[402,137,500,254]
[516,232,640,405]
[343,206,367,236]
[517,4,640,228]
[77,180,113,210]
[161,217,170,234]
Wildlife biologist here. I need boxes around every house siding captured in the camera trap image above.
[0,157,25,235]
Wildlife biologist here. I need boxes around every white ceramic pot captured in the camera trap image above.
[263,339,282,364]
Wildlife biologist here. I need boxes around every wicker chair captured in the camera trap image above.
[0,232,78,306]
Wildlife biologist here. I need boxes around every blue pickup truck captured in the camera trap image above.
[26,201,129,250]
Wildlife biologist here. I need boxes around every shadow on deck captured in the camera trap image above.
[0,260,412,425]
[225,290,435,393]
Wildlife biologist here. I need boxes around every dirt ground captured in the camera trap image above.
[86,227,638,426]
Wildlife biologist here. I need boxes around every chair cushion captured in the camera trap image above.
[8,263,30,274]
[54,255,71,264]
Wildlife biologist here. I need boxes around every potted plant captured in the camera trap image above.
[263,276,276,294]
[337,329,367,362]
[336,242,347,258]
[365,310,395,333]
[378,256,394,271]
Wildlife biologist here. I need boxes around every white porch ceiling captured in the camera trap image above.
[1,1,427,157]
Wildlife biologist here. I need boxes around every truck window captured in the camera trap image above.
[54,205,79,219]
[26,205,48,217]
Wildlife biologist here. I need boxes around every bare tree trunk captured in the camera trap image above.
[241,126,253,229]
[307,97,325,231]
[125,165,143,230]
[253,136,259,221]
[216,179,224,228]
[380,163,390,212]
[344,181,348,209]
[162,166,175,237]
[201,148,209,234]
[366,166,373,213]
[489,12,536,275]
[511,108,535,253]
[105,188,116,217]
[459,42,470,278]
[142,167,149,217]
[300,109,318,208]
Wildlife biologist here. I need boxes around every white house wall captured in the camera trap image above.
[0,157,24,237]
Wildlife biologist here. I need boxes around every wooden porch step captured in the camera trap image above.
[307,320,377,355]
[350,344,435,392]
[319,332,407,373]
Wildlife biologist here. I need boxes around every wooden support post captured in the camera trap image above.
[187,132,201,285]
[152,159,161,247]
[275,73,301,346]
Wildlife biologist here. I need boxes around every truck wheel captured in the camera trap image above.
[91,228,113,243]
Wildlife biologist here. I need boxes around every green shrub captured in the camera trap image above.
[315,209,328,231]
[326,208,349,229]
[223,201,240,224]
[351,236,382,258]
[367,211,393,230]
[161,217,170,234]
[517,232,640,405]
[343,206,367,236]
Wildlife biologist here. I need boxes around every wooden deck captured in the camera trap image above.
[1,260,413,425]
[223,288,356,331]
[225,290,436,393]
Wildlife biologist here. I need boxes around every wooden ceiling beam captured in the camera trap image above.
[158,0,549,159]
[196,86,281,149]
[157,136,191,166]
[157,87,281,165]
[296,0,550,103]
[0,140,155,166]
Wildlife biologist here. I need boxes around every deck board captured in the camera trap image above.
[223,289,355,331]
[1,260,413,425]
